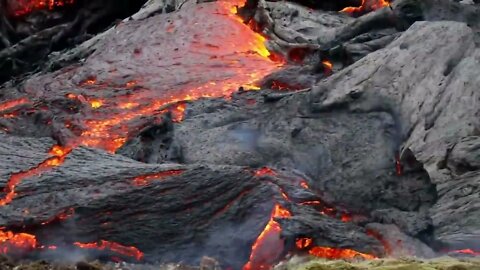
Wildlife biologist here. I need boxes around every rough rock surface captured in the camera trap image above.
[0,0,479,268]
[310,21,480,249]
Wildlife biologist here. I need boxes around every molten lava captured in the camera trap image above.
[322,60,333,76]
[450,249,480,256]
[41,208,75,225]
[309,246,376,260]
[254,167,277,177]
[0,98,30,113]
[243,204,291,270]
[132,170,185,186]
[295,237,376,260]
[0,229,37,254]
[55,0,282,153]
[9,0,75,17]
[0,145,71,206]
[342,0,390,15]
[0,0,284,260]
[74,240,144,261]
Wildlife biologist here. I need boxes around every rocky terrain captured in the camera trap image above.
[0,0,479,269]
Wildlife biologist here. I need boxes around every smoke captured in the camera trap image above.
[228,127,261,151]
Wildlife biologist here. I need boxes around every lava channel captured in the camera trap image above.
[132,169,185,186]
[0,229,37,255]
[243,204,291,270]
[0,145,71,206]
[74,240,144,261]
[295,237,377,260]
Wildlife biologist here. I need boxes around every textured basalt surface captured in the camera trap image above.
[0,0,479,269]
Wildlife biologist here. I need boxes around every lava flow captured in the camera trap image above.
[0,0,283,260]
[295,237,376,260]
[243,204,291,270]
[54,0,283,153]
[0,229,37,254]
[449,249,480,256]
[132,169,185,186]
[342,0,390,15]
[0,98,30,113]
[9,0,75,17]
[0,145,71,206]
[74,240,144,261]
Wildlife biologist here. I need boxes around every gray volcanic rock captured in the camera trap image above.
[365,223,436,258]
[1,0,479,268]
[310,21,480,248]
[0,133,54,186]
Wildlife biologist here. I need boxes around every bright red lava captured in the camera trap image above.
[341,0,390,15]
[74,240,144,261]
[0,145,71,206]
[0,230,37,254]
[0,98,29,113]
[295,237,376,260]
[9,0,75,17]
[254,167,277,177]
[450,249,480,256]
[243,204,291,270]
[0,0,282,259]
[132,170,185,186]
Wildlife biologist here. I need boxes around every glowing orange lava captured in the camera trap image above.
[132,170,185,186]
[9,0,75,17]
[171,103,187,123]
[296,237,376,259]
[254,167,277,177]
[0,0,283,259]
[52,0,282,153]
[309,246,377,260]
[342,0,390,15]
[296,237,313,249]
[0,229,37,254]
[74,240,144,261]
[41,208,75,225]
[0,98,29,113]
[0,145,71,206]
[322,60,333,76]
[450,249,480,256]
[300,180,309,189]
[243,204,291,270]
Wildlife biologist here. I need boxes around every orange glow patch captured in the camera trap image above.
[0,145,70,206]
[126,81,137,88]
[0,229,37,254]
[74,240,144,261]
[0,98,29,112]
[9,0,75,17]
[341,0,390,15]
[132,169,185,186]
[300,180,309,189]
[171,103,187,122]
[254,167,277,177]
[322,60,333,76]
[89,99,103,109]
[243,204,291,270]
[296,237,313,249]
[308,246,377,260]
[450,249,480,256]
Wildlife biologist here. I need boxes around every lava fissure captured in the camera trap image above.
[74,240,144,261]
[0,145,71,206]
[132,169,185,186]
